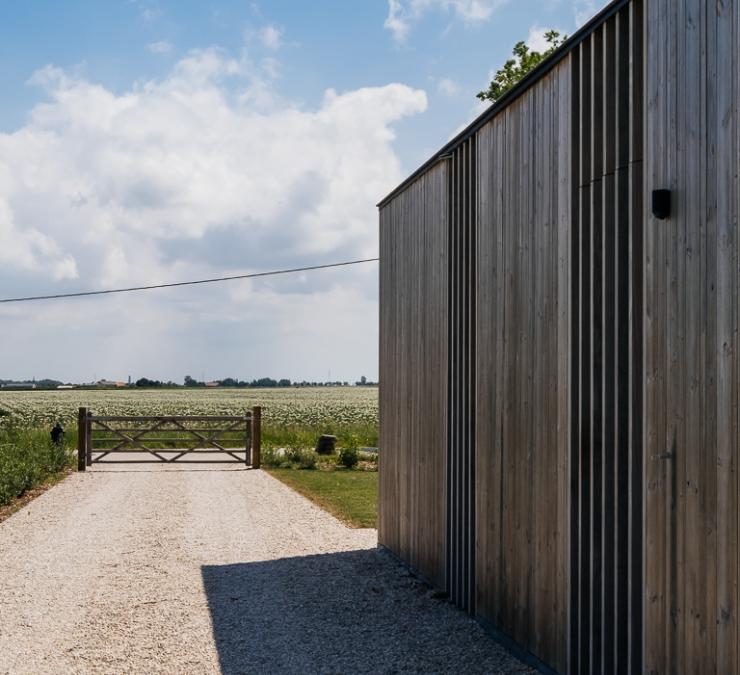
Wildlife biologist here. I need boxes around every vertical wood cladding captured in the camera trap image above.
[378,163,448,589]
[379,0,740,672]
[644,1,740,672]
[570,4,644,673]
[474,61,571,673]
[447,139,477,612]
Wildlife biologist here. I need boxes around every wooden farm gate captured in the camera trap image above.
[76,406,261,469]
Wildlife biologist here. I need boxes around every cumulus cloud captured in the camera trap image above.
[147,40,173,54]
[259,25,283,50]
[573,1,598,26]
[526,26,565,52]
[447,98,489,139]
[437,77,460,97]
[385,0,509,42]
[0,47,426,381]
[140,7,162,22]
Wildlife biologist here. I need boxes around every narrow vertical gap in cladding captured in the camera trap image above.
[445,137,477,615]
[569,43,582,675]
[590,25,605,673]
[602,17,618,675]
[446,150,455,598]
[627,4,644,672]
[616,164,631,675]
[615,9,631,673]
[445,148,457,596]
[464,137,472,612]
[455,144,462,607]
[469,134,477,616]
[580,43,593,669]
[455,145,466,605]
[460,140,468,610]
[454,146,461,606]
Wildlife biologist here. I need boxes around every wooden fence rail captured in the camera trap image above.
[77,406,261,469]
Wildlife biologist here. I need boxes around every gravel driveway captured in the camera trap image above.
[0,460,532,674]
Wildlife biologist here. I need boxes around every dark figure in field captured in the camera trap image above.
[50,422,64,446]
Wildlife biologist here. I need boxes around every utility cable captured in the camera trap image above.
[0,258,379,304]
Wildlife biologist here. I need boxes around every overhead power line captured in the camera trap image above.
[0,258,379,304]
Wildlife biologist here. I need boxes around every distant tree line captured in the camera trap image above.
[1,376,378,389]
[181,375,378,388]
[134,378,177,387]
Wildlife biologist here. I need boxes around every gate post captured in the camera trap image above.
[86,411,92,466]
[77,407,87,472]
[245,412,251,466]
[252,406,261,469]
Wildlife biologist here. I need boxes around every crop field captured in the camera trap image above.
[0,387,379,448]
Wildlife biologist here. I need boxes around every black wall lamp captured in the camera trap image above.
[652,189,671,220]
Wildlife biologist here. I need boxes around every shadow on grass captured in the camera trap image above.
[201,549,531,675]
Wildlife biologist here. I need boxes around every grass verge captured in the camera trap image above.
[0,427,76,511]
[266,468,378,528]
[262,423,377,450]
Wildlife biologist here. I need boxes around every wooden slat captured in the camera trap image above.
[601,18,617,670]
[557,54,573,675]
[378,163,449,589]
[643,0,665,671]
[715,1,739,672]
[627,4,644,672]
[569,44,582,675]
[469,58,571,673]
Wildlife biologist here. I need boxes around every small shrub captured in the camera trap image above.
[262,447,292,469]
[338,447,359,469]
[286,448,304,463]
[262,447,317,470]
[297,451,318,470]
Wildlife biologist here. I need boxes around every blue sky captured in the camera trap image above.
[0,0,602,383]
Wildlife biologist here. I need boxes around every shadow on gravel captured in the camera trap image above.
[202,548,533,675]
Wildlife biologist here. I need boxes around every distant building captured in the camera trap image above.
[204,380,220,388]
[96,380,126,388]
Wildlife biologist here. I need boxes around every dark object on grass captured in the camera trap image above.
[338,447,359,469]
[315,435,337,455]
[50,422,64,446]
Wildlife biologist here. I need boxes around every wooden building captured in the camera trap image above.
[378,0,740,672]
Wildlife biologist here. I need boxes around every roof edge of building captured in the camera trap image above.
[377,0,631,209]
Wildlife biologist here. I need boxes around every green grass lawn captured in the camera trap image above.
[266,468,378,528]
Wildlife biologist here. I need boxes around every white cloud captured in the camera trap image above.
[448,98,489,139]
[385,0,411,42]
[0,48,426,381]
[147,40,173,54]
[573,1,598,26]
[141,7,162,22]
[259,25,283,50]
[527,26,557,53]
[437,77,460,97]
[385,0,509,42]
